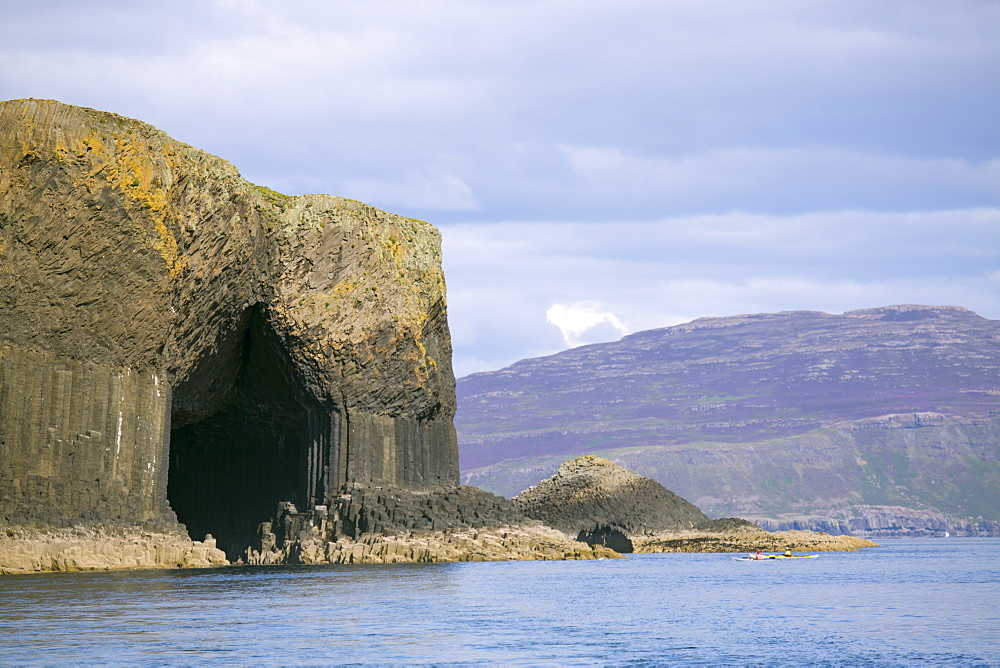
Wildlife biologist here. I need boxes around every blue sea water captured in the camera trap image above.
[1,538,998,666]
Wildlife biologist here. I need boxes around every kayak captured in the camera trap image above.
[732,555,819,561]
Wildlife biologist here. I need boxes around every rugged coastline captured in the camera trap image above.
[747,506,1000,538]
[0,99,465,571]
[0,100,877,574]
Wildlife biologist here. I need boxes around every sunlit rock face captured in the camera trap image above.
[0,99,458,556]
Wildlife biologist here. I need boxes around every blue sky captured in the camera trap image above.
[3,0,998,376]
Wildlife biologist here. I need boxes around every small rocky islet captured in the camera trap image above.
[0,100,872,574]
[513,456,876,555]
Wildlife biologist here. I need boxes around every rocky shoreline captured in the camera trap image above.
[747,505,1000,538]
[238,483,621,565]
[0,458,881,575]
[0,525,227,575]
[634,521,878,554]
[244,524,621,565]
[1,518,872,575]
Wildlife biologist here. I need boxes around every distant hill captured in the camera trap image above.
[456,305,1000,528]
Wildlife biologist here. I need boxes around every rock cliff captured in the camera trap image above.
[0,99,459,565]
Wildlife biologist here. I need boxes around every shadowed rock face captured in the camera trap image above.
[0,99,457,557]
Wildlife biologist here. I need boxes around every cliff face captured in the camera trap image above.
[457,307,1000,527]
[0,99,457,557]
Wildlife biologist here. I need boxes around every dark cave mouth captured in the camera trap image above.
[166,308,331,560]
[167,406,312,559]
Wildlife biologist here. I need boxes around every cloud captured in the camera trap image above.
[2,1,997,217]
[556,145,1000,217]
[2,1,998,375]
[546,303,629,348]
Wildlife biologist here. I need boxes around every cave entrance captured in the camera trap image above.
[167,307,334,560]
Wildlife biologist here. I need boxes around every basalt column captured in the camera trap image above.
[167,307,335,558]
[0,99,275,534]
[268,194,460,491]
[0,346,173,527]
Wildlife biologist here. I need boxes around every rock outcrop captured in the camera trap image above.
[633,520,877,554]
[0,526,227,575]
[241,486,620,564]
[0,99,464,568]
[514,457,876,553]
[514,456,709,551]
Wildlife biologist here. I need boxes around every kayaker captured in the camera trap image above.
[755,550,763,560]
[784,549,792,557]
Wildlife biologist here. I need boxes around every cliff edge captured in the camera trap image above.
[0,99,459,566]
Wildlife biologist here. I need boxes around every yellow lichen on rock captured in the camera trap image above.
[76,126,186,278]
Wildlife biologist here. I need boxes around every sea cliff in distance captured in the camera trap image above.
[457,305,1000,537]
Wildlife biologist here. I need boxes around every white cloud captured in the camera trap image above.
[3,1,998,215]
[546,303,629,348]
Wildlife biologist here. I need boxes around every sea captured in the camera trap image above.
[1,537,998,666]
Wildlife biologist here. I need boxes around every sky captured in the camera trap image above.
[2,0,999,376]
